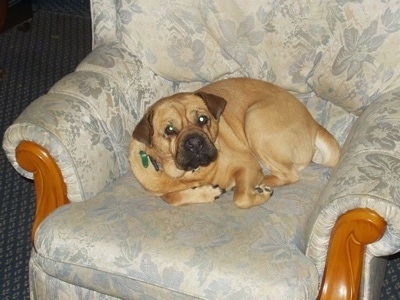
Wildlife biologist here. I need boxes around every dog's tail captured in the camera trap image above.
[312,125,341,168]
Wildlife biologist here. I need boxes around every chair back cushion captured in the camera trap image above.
[307,0,400,115]
[115,0,333,93]
[95,0,400,115]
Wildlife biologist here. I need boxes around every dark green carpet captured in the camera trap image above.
[0,1,399,299]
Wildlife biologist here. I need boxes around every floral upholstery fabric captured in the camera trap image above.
[32,166,329,299]
[307,0,400,115]
[2,0,400,299]
[114,0,334,92]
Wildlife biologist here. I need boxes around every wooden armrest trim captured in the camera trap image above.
[318,208,386,300]
[15,140,69,241]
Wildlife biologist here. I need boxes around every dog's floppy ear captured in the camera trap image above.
[195,92,227,121]
[132,110,154,147]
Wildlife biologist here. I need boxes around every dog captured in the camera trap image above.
[128,78,341,208]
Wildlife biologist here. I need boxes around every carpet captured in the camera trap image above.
[0,0,399,299]
[0,1,91,298]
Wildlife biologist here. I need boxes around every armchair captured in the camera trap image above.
[3,0,400,299]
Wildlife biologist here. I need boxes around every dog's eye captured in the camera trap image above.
[198,115,209,125]
[164,125,176,136]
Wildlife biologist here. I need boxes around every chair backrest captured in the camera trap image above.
[93,0,330,92]
[90,0,400,144]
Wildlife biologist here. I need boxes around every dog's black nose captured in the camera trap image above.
[185,136,204,152]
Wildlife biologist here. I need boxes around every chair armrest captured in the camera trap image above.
[307,89,400,299]
[2,76,131,238]
[1,44,136,237]
[3,42,174,203]
[2,43,181,240]
[3,74,131,202]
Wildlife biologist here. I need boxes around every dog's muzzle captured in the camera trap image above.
[176,132,218,171]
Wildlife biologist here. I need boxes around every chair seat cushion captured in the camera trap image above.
[33,166,330,299]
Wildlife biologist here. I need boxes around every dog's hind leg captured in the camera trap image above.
[244,101,309,188]
[233,165,274,208]
[260,162,300,187]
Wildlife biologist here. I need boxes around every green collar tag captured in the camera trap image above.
[140,151,149,168]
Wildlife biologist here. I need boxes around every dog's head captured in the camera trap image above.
[132,92,226,177]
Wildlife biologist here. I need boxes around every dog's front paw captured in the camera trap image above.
[254,184,274,197]
[192,185,226,201]
[162,185,226,206]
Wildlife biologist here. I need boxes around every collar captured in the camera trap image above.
[149,155,161,171]
[139,151,201,173]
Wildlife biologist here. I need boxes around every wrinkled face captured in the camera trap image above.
[132,92,226,177]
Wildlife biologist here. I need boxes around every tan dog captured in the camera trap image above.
[129,78,341,208]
